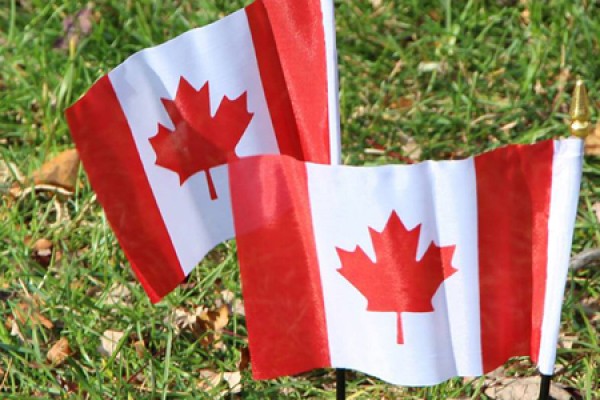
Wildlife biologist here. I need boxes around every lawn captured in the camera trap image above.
[1,0,599,398]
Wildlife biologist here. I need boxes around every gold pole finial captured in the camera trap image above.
[569,79,592,138]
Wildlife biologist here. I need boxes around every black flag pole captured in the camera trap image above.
[538,374,552,400]
[336,368,346,400]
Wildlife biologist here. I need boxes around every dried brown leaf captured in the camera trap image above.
[103,283,131,306]
[485,376,571,400]
[15,301,54,329]
[232,299,245,317]
[418,61,447,74]
[32,149,80,192]
[223,371,242,393]
[133,340,146,358]
[197,369,223,391]
[196,370,241,395]
[220,289,235,304]
[168,304,231,349]
[31,238,59,267]
[98,330,124,358]
[6,316,25,342]
[584,124,600,156]
[369,0,383,10]
[169,307,197,335]
[520,8,530,25]
[238,346,250,371]
[55,375,79,394]
[193,306,229,349]
[389,97,413,111]
[47,337,72,366]
[558,334,578,350]
[212,305,229,332]
[401,137,422,162]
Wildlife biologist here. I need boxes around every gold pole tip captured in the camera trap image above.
[569,79,592,138]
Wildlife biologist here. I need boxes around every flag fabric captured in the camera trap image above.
[66,0,340,302]
[229,138,583,386]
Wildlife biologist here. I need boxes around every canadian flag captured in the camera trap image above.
[229,139,583,385]
[66,0,340,302]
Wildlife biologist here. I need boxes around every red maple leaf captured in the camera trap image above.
[149,77,253,200]
[337,211,457,345]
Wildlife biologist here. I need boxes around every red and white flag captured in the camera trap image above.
[229,139,583,385]
[66,0,340,302]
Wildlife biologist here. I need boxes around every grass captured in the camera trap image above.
[1,0,599,398]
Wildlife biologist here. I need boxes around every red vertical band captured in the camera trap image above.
[249,0,331,164]
[66,76,185,303]
[475,140,554,371]
[229,155,331,379]
[245,1,302,159]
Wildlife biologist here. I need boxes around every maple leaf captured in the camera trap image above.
[337,211,457,345]
[149,77,253,200]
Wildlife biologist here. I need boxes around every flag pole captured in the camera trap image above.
[336,368,346,400]
[537,79,592,400]
[538,374,552,400]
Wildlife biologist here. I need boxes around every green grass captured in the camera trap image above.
[1,0,599,398]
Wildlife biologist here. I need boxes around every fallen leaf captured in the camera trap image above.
[168,304,231,350]
[418,61,447,74]
[14,301,54,330]
[584,124,600,156]
[212,305,229,332]
[32,149,80,192]
[238,346,250,371]
[98,330,125,358]
[428,9,442,21]
[223,371,242,393]
[6,316,25,342]
[169,307,197,335]
[400,136,422,162]
[370,0,383,10]
[389,97,413,111]
[55,374,79,394]
[520,8,530,25]
[232,299,245,317]
[54,4,94,50]
[47,337,72,366]
[558,334,578,350]
[220,289,235,304]
[195,305,230,349]
[196,370,241,395]
[133,340,146,358]
[103,282,131,306]
[485,376,572,400]
[31,238,58,267]
[197,369,223,391]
